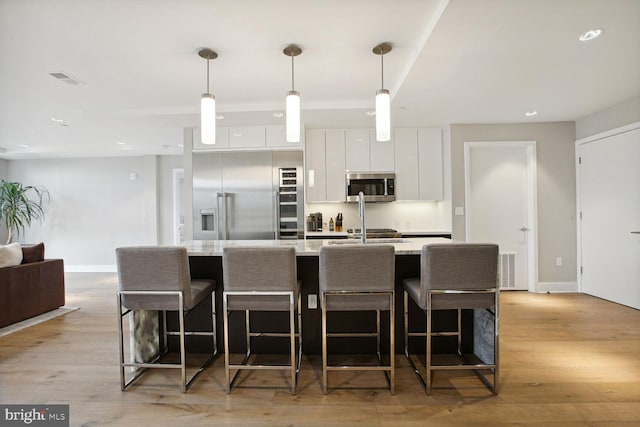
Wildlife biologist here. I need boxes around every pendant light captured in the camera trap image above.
[199,48,218,145]
[373,43,392,142]
[284,44,302,143]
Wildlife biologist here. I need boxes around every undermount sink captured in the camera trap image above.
[327,238,409,245]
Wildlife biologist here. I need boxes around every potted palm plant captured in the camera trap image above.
[0,180,49,244]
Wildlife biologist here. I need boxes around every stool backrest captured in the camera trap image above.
[116,246,192,309]
[420,243,498,308]
[223,247,297,292]
[319,245,395,293]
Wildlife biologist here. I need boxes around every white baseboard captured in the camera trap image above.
[65,265,117,273]
[538,281,579,293]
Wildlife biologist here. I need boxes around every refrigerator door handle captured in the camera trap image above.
[221,192,228,240]
[274,191,279,240]
[216,192,223,240]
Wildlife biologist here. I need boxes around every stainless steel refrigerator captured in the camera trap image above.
[193,150,303,240]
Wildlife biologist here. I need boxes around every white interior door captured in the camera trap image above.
[578,126,640,309]
[465,142,537,291]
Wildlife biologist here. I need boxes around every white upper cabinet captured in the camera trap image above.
[193,127,230,150]
[229,126,266,148]
[325,130,346,201]
[394,128,420,200]
[345,129,370,172]
[370,129,395,172]
[305,127,442,202]
[305,129,327,202]
[418,128,443,200]
[266,125,303,148]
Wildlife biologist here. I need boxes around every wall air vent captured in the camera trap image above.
[499,252,516,289]
[49,72,81,85]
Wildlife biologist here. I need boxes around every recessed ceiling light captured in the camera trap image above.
[216,114,224,120]
[116,141,126,145]
[525,111,538,117]
[366,111,376,116]
[273,112,284,118]
[51,117,64,123]
[578,28,603,42]
[19,144,30,148]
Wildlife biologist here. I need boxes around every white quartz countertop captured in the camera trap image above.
[182,237,454,256]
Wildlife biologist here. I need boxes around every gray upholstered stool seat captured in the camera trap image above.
[403,243,499,395]
[116,246,218,393]
[319,244,395,394]
[222,247,301,394]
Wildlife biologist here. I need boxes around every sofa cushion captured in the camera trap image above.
[22,242,45,264]
[0,243,23,267]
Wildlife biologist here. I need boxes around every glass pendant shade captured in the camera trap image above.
[201,93,216,145]
[375,89,390,141]
[286,90,300,143]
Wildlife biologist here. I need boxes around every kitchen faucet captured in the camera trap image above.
[358,191,366,244]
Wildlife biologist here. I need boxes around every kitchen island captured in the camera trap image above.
[178,237,478,355]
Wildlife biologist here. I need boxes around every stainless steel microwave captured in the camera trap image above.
[346,172,396,202]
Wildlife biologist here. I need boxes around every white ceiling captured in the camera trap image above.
[1,0,639,159]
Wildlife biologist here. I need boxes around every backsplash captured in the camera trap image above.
[306,200,451,232]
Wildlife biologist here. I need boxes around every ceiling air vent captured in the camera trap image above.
[49,72,81,85]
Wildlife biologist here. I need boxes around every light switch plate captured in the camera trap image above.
[455,207,465,216]
[308,294,317,309]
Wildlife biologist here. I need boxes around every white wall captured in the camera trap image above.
[5,156,178,270]
[450,122,577,285]
[576,96,640,140]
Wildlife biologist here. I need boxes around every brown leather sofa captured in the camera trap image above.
[0,259,66,328]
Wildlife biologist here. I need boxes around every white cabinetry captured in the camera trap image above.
[325,130,346,201]
[370,129,395,171]
[394,128,420,200]
[305,129,327,202]
[305,127,442,202]
[193,127,230,150]
[229,126,266,148]
[266,125,302,148]
[305,129,346,202]
[418,128,443,200]
[345,129,370,172]
[393,128,443,201]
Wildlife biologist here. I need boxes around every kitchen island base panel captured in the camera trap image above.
[168,254,475,355]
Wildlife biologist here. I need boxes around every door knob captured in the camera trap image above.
[519,227,530,232]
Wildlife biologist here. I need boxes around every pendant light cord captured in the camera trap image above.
[206,58,210,93]
[381,52,384,89]
[291,54,295,91]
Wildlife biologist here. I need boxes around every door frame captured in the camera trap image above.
[463,141,539,292]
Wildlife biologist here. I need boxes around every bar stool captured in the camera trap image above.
[319,245,395,394]
[116,246,217,393]
[222,247,301,394]
[403,243,499,394]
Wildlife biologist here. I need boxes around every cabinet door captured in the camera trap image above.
[193,127,230,150]
[370,129,395,171]
[325,129,346,201]
[266,125,303,148]
[418,128,443,200]
[229,126,266,148]
[345,129,370,172]
[394,128,419,200]
[305,129,326,202]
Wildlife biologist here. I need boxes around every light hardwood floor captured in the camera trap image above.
[1,273,639,426]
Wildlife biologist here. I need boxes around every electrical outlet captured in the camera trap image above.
[308,294,317,309]
[556,257,563,267]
